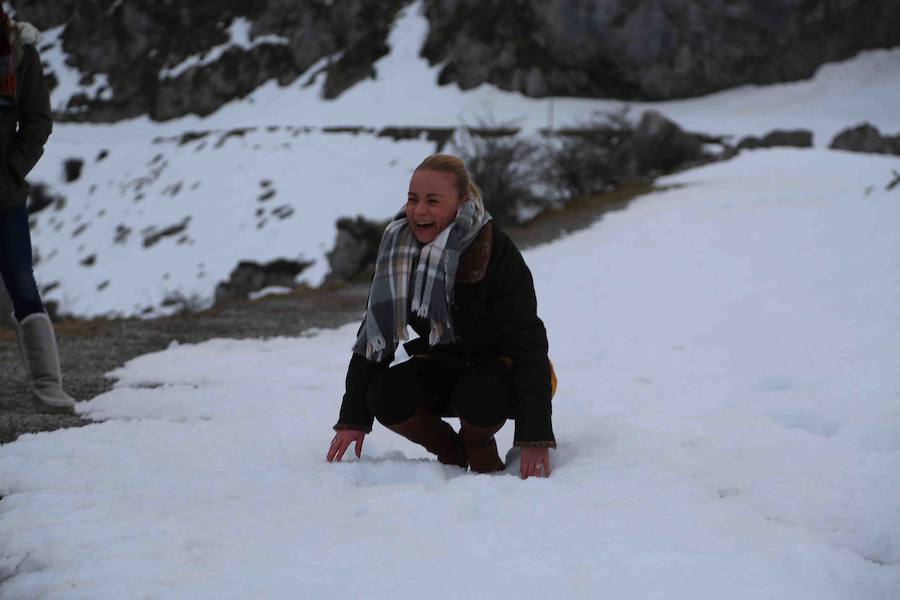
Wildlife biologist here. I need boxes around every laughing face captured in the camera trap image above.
[405,169,466,244]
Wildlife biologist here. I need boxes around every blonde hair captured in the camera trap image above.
[414,154,482,203]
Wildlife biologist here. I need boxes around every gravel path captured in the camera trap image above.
[0,184,650,444]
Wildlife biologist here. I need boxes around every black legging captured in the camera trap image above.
[0,205,44,321]
[366,357,514,428]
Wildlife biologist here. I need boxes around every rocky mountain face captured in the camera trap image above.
[13,0,407,121]
[11,0,900,122]
[422,0,900,99]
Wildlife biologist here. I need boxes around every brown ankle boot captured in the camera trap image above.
[385,407,468,468]
[459,419,505,473]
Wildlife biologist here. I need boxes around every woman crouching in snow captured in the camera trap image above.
[326,154,555,478]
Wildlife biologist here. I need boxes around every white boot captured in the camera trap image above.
[13,312,76,414]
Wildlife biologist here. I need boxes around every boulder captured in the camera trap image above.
[214,258,312,302]
[738,129,813,150]
[829,123,900,156]
[63,157,84,182]
[326,216,386,283]
[621,110,703,176]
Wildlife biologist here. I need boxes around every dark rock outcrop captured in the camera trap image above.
[64,158,84,182]
[620,110,704,176]
[737,129,814,150]
[378,126,455,151]
[215,258,312,302]
[829,123,900,156]
[326,216,385,282]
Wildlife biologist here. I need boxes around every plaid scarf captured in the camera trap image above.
[353,197,492,361]
[0,11,15,107]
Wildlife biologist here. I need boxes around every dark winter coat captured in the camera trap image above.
[0,43,52,213]
[335,221,556,446]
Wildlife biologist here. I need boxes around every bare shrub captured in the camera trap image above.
[539,108,633,205]
[453,125,546,226]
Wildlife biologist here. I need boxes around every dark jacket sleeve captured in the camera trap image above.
[489,232,556,447]
[334,321,392,433]
[9,45,52,182]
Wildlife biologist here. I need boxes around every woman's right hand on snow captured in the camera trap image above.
[327,429,366,462]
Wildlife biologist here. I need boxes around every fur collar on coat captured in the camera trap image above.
[9,20,40,66]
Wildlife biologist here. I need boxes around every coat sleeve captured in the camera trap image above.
[489,234,556,447]
[334,320,392,433]
[9,45,52,182]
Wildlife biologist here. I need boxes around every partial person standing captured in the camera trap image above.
[0,9,75,414]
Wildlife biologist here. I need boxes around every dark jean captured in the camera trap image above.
[366,357,514,428]
[0,205,44,321]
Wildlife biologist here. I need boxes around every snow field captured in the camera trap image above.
[2,149,899,598]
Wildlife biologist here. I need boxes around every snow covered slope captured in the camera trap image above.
[29,129,435,316]
[2,149,898,598]
[26,2,900,318]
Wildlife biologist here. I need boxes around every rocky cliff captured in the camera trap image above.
[13,0,408,121]
[422,0,900,99]
[11,0,900,122]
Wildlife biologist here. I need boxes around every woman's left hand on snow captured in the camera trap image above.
[519,447,552,479]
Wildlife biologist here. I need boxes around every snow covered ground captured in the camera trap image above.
[2,148,898,598]
[25,1,900,318]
